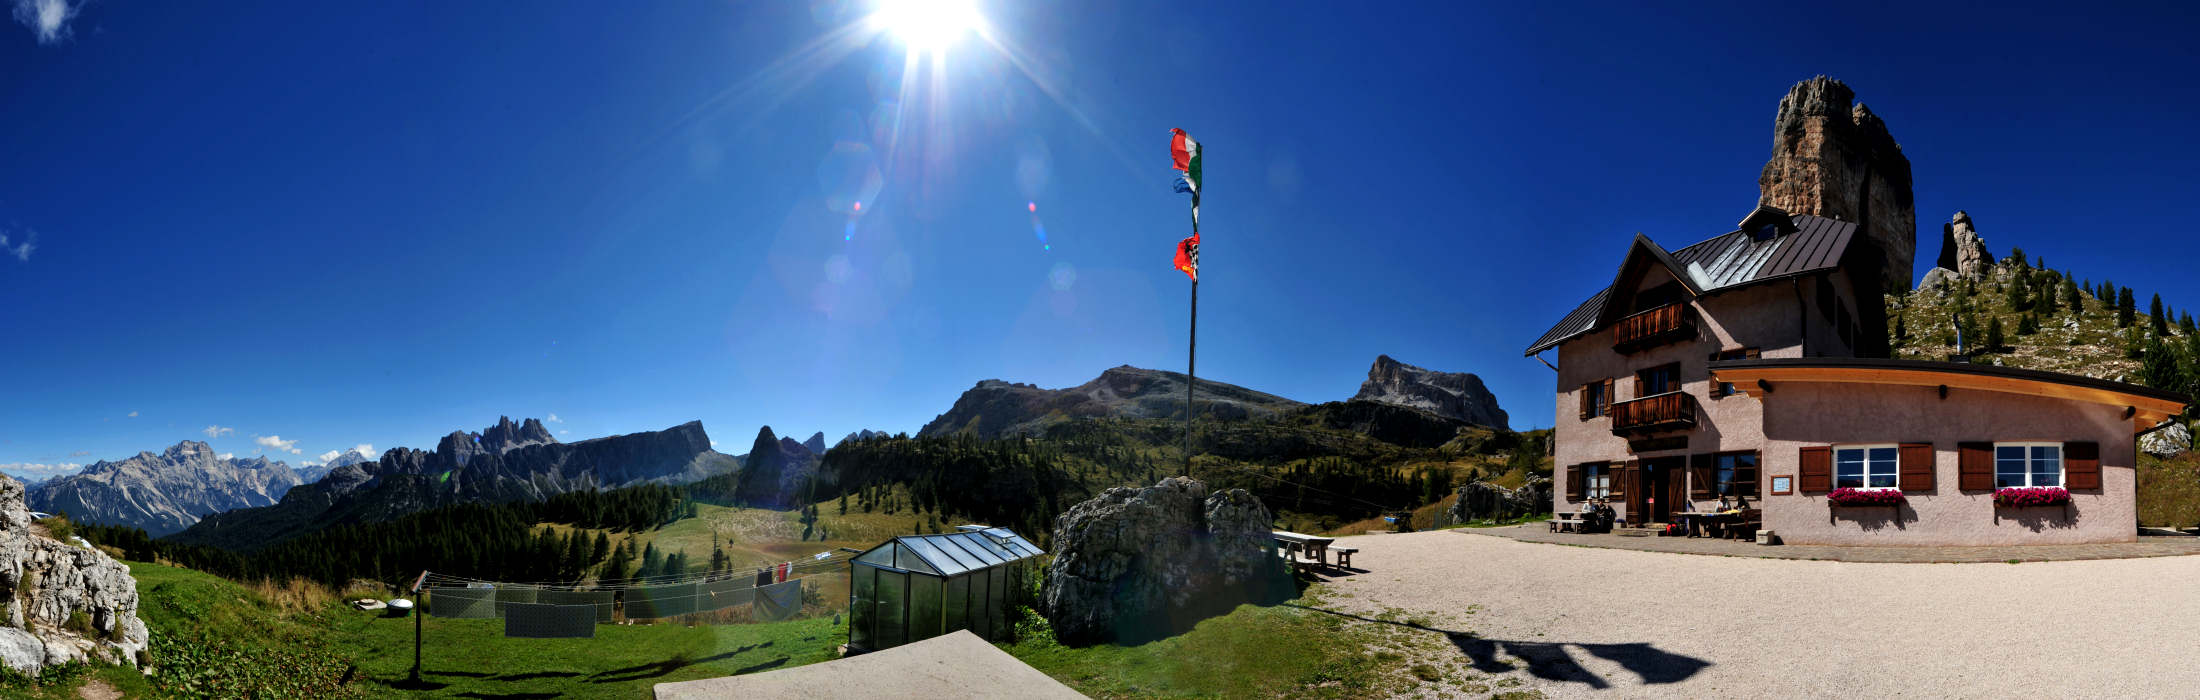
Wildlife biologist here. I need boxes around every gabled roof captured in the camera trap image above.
[1523,212,1859,356]
[853,527,1044,577]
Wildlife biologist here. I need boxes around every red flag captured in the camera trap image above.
[1174,233,1199,281]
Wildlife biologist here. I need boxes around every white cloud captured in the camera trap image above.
[217,452,234,460]
[317,450,341,463]
[289,448,301,454]
[353,443,378,459]
[127,411,138,418]
[68,450,89,457]
[255,435,298,452]
[10,0,79,45]
[560,430,570,435]
[0,462,82,481]
[545,413,563,423]
[301,460,321,467]
[203,425,234,438]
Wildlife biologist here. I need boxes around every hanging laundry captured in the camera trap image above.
[754,567,772,587]
[492,586,539,618]
[754,580,802,622]
[503,602,596,639]
[537,589,615,624]
[698,578,756,612]
[427,587,496,619]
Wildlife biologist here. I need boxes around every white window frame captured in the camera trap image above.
[1833,444,1901,490]
[1993,442,2064,489]
[1584,463,1610,499]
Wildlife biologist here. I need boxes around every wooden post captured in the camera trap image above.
[409,570,427,684]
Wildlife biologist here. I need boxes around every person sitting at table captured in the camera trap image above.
[1583,499,1615,533]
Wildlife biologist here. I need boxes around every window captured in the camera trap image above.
[1834,444,1899,489]
[1716,452,1758,496]
[1709,348,1758,397]
[1995,443,2062,488]
[1637,363,1679,396]
[1581,381,1608,419]
[1583,463,1610,499]
[1634,283,1682,313]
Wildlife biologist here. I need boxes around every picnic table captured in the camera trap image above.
[1549,511,1584,533]
[1272,530,1336,569]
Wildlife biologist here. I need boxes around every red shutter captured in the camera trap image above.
[1565,464,1585,500]
[2065,441,2101,490]
[1689,454,1714,499]
[1957,442,1994,490]
[1798,446,1831,493]
[1898,443,1935,492]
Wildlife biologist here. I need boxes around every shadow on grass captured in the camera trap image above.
[491,670,582,681]
[425,670,494,678]
[454,693,562,700]
[587,644,761,684]
[1285,604,1711,689]
[733,657,789,675]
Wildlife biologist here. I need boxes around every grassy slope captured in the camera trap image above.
[2138,452,2200,529]
[1890,264,2143,380]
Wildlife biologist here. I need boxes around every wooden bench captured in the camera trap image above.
[1271,530,1335,571]
[1328,546,1358,569]
[1549,517,1585,533]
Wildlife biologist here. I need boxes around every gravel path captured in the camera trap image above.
[1320,529,2200,698]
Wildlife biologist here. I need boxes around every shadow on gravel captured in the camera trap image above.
[1288,604,1712,689]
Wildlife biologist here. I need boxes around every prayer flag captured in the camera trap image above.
[1174,233,1200,281]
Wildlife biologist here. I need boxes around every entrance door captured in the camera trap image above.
[1642,457,1685,525]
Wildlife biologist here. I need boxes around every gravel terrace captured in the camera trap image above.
[1315,528,2200,698]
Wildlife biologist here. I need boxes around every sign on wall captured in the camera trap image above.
[1770,475,1793,495]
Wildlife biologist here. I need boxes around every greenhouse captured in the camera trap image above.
[847,526,1044,652]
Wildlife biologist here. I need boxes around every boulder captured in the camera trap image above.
[0,478,149,676]
[1918,267,1958,292]
[1041,477,1289,645]
[1446,475,1553,525]
[2141,422,2192,458]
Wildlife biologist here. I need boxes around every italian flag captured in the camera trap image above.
[1170,128,1201,195]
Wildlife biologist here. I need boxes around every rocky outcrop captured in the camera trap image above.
[1351,355,1508,427]
[1918,267,1959,292]
[27,442,303,536]
[921,366,1306,439]
[171,418,737,551]
[2142,422,2192,458]
[835,429,887,448]
[1936,211,1994,279]
[1758,76,1916,290]
[1445,475,1553,525]
[0,478,148,675]
[296,446,376,485]
[802,432,827,455]
[1041,477,1289,645]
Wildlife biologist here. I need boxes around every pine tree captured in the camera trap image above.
[2017,313,2039,336]
[1894,315,1908,345]
[563,531,588,578]
[838,492,849,516]
[592,531,610,564]
[640,542,662,579]
[2062,278,2081,315]
[1985,316,2005,352]
[2118,287,2137,328]
[2151,293,2169,337]
[2139,334,2180,390]
[2007,274,2031,311]
[2182,312,2196,337]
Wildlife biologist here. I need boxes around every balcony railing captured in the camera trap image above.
[1612,303,1694,354]
[1609,391,1696,435]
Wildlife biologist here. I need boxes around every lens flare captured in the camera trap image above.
[1027,201,1036,213]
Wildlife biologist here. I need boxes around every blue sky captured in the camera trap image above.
[4,1,2197,480]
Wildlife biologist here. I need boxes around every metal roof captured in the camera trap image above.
[1523,213,1859,356]
[853,528,1044,577]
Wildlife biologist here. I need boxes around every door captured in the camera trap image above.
[1642,457,1684,525]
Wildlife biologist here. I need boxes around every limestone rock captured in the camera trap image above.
[1041,477,1287,645]
[1918,267,1958,291]
[1352,355,1509,428]
[1446,475,1553,525]
[1758,76,1916,290]
[2141,423,2192,458]
[0,478,149,676]
[1938,211,1994,279]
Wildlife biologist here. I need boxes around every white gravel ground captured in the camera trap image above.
[1323,529,2200,698]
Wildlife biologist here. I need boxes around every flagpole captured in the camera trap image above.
[1185,186,1198,473]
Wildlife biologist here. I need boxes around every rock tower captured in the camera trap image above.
[1758,76,1917,290]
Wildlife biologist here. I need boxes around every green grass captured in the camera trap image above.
[1003,590,1415,699]
[2138,450,2200,529]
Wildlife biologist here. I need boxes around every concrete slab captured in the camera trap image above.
[653,630,1084,699]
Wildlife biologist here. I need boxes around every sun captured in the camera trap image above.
[871,0,980,53]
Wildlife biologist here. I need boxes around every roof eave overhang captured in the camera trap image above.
[1710,358,2190,432]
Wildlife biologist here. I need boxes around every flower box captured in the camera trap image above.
[1993,486,2070,507]
[1825,488,1906,507]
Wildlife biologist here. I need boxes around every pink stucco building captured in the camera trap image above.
[1527,206,2187,546]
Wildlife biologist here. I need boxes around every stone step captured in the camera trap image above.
[1614,527,1659,538]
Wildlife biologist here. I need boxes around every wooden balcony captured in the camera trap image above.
[1612,303,1694,354]
[1609,391,1696,436]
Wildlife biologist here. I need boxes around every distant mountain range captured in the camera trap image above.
[168,417,737,551]
[27,442,303,536]
[297,447,376,484]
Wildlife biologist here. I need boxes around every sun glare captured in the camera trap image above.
[873,0,979,53]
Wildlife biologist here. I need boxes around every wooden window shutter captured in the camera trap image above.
[1565,464,1585,500]
[1797,446,1831,493]
[1608,461,1631,498]
[1578,384,1593,421]
[1957,442,1994,490]
[2065,441,2101,490]
[1688,454,1714,498]
[1898,443,1935,492]
[1601,379,1614,414]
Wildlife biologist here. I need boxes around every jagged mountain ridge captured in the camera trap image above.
[1352,354,1509,428]
[26,441,303,536]
[919,365,1308,439]
[169,418,736,551]
[297,446,376,484]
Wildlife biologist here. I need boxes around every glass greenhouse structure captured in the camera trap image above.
[847,527,1044,652]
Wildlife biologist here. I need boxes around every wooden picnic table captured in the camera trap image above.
[1271,530,1335,568]
[1673,512,1739,538]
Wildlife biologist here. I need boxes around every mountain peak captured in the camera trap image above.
[1353,355,1508,428]
[920,364,1305,439]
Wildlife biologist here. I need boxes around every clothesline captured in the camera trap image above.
[421,552,852,591]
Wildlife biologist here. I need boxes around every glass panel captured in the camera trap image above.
[989,563,1008,639]
[968,568,990,640]
[935,536,989,572]
[2034,446,2062,487]
[1835,449,1864,488]
[1997,447,2029,487]
[856,543,896,567]
[876,569,906,649]
[909,574,944,642]
[850,565,875,649]
[946,534,1005,566]
[943,576,969,633]
[902,537,967,576]
[1869,449,1898,488]
[893,541,940,574]
[966,533,1017,562]
[1715,457,1735,496]
[1997,446,2026,461]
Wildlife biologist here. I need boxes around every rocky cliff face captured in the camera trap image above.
[0,478,149,675]
[1935,211,1995,279]
[921,366,1306,439]
[1351,355,1508,428]
[802,432,827,455]
[27,442,303,537]
[171,418,736,551]
[297,446,375,484]
[1758,76,1916,289]
[1041,477,1288,645]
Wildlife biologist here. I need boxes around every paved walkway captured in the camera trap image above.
[653,630,1083,699]
[1468,524,2200,562]
[1320,529,2200,698]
